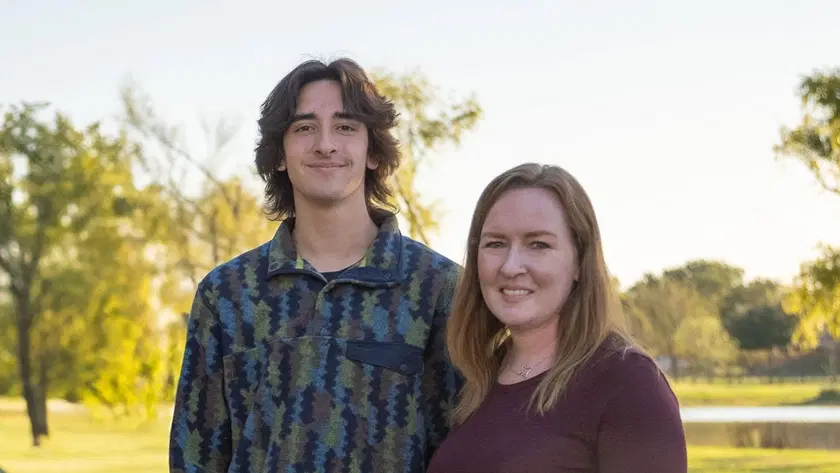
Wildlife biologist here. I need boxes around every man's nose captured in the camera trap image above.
[315,128,337,155]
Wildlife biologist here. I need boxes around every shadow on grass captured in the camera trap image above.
[780,388,840,406]
[798,389,840,406]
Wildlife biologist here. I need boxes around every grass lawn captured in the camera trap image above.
[0,409,168,473]
[688,446,840,472]
[671,381,836,406]
[2,404,840,473]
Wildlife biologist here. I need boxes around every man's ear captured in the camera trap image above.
[276,147,286,171]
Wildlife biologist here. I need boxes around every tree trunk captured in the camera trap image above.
[35,357,50,438]
[16,307,45,447]
[669,353,680,379]
[15,296,49,447]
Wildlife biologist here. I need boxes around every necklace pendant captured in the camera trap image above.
[518,365,533,378]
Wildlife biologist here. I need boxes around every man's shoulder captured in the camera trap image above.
[195,240,273,294]
[399,234,461,274]
[398,236,462,310]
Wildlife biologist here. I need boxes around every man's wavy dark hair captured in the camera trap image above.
[254,58,401,221]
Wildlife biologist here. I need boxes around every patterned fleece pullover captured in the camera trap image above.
[169,214,462,473]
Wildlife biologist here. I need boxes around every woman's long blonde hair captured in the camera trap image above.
[445,163,635,425]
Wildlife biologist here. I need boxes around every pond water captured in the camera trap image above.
[680,407,840,450]
[681,406,840,423]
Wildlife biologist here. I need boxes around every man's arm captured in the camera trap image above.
[421,265,463,466]
[595,352,687,473]
[169,288,232,473]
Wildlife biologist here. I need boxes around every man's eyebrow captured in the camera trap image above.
[289,111,362,123]
[289,112,315,123]
[334,111,362,121]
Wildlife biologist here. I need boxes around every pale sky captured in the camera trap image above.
[3,0,840,289]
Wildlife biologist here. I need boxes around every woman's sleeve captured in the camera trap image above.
[595,352,687,473]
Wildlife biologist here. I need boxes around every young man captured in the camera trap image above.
[169,58,462,473]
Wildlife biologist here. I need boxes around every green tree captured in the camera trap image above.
[120,87,280,393]
[662,259,745,308]
[726,304,797,350]
[120,85,275,281]
[623,274,731,377]
[371,69,483,243]
[0,102,165,446]
[721,279,796,350]
[673,315,738,377]
[0,299,14,395]
[775,67,840,350]
[720,278,783,323]
[775,68,840,197]
[783,244,840,346]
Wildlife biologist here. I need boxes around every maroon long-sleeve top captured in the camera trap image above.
[426,343,687,473]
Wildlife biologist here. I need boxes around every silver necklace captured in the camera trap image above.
[510,353,554,379]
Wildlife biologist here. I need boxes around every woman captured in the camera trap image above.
[428,163,687,472]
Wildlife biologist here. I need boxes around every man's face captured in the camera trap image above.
[281,79,376,209]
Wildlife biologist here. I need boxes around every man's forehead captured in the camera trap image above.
[292,82,363,120]
[297,80,341,104]
[294,100,345,117]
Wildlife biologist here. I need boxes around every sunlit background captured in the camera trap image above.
[2,1,839,472]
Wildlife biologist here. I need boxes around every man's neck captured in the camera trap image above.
[292,197,379,273]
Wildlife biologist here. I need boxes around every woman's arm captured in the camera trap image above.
[595,352,687,473]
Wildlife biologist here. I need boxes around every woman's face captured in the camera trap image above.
[477,187,579,335]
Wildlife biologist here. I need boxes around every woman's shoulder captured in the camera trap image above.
[588,336,681,413]
[586,336,670,391]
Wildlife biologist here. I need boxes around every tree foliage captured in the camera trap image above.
[119,85,277,323]
[623,274,733,377]
[662,259,745,308]
[727,304,797,351]
[783,244,840,347]
[776,67,840,347]
[673,314,738,376]
[371,70,483,243]
[721,279,796,350]
[775,68,840,197]
[0,102,167,446]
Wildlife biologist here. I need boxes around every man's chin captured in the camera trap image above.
[296,189,364,209]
